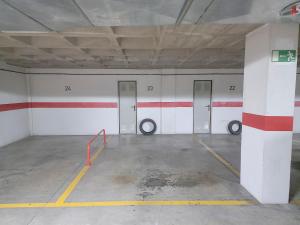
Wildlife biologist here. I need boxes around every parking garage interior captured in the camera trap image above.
[0,1,300,225]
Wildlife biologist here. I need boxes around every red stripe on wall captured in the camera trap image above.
[137,102,193,108]
[0,102,30,112]
[30,102,118,108]
[295,101,300,107]
[242,112,293,131]
[1,101,300,112]
[212,101,300,107]
[212,101,243,107]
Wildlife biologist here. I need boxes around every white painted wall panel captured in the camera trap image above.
[0,70,28,104]
[31,108,118,135]
[30,74,164,135]
[294,75,300,132]
[266,25,298,116]
[241,125,264,200]
[136,75,161,134]
[30,74,149,134]
[0,110,30,146]
[243,25,270,115]
[213,76,243,102]
[30,75,117,102]
[175,108,193,134]
[211,76,243,133]
[27,72,300,136]
[175,76,194,133]
[175,75,244,134]
[161,76,176,134]
[0,70,30,147]
[211,108,242,134]
[2,66,300,146]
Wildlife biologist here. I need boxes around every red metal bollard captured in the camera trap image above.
[86,128,106,166]
[86,144,91,166]
[103,129,106,145]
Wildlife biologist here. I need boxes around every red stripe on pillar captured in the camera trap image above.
[137,102,193,108]
[211,101,243,107]
[30,102,118,108]
[0,102,30,112]
[242,112,293,131]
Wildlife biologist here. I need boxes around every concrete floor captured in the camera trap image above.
[200,134,300,201]
[0,134,299,225]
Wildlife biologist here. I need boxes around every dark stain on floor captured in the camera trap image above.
[142,173,172,188]
[180,148,191,152]
[137,191,154,199]
[143,156,154,164]
[112,175,136,185]
[139,169,218,192]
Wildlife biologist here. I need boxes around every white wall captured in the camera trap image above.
[294,75,300,132]
[1,66,299,141]
[0,68,30,147]
[161,76,176,134]
[30,74,164,135]
[28,72,244,135]
[176,75,243,134]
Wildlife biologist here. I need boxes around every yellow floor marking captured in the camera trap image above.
[60,200,254,207]
[0,200,254,208]
[0,202,58,209]
[56,142,106,204]
[198,138,240,177]
[56,165,90,204]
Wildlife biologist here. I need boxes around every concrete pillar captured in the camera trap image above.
[241,24,299,204]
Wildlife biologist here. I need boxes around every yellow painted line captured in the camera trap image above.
[60,200,254,207]
[56,164,90,204]
[56,143,107,204]
[0,202,58,209]
[0,200,254,208]
[198,138,240,177]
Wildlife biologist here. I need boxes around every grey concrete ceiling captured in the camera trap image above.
[0,1,298,69]
[0,24,262,69]
[0,0,298,31]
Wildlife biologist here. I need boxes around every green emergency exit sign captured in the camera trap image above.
[272,50,297,62]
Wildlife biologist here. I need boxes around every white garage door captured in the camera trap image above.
[193,80,212,133]
[118,81,137,134]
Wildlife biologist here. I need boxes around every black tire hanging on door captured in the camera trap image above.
[228,120,242,135]
[139,118,157,135]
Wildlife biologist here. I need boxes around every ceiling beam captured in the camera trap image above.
[109,27,128,66]
[152,27,167,65]
[5,34,76,63]
[175,0,194,25]
[59,35,94,60]
[178,36,220,65]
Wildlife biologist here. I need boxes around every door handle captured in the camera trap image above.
[205,105,211,111]
[132,105,136,111]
